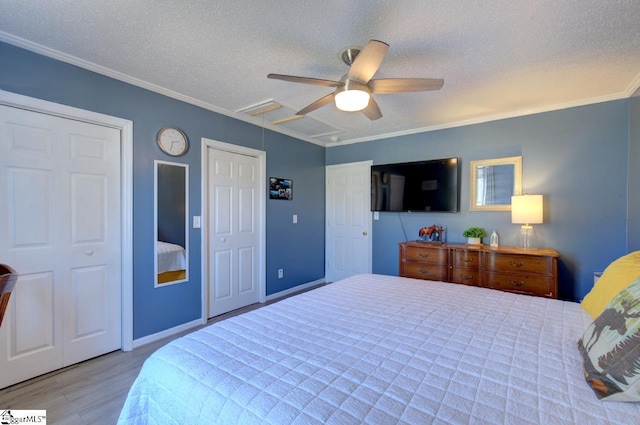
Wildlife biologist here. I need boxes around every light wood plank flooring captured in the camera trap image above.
[0,300,279,424]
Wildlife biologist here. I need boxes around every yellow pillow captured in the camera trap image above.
[580,251,640,318]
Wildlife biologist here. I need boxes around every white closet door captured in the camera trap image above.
[325,162,372,282]
[208,148,259,317]
[0,105,121,388]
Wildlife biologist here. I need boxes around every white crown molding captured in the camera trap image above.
[0,31,327,147]
[2,31,638,149]
[624,71,640,98]
[329,91,632,147]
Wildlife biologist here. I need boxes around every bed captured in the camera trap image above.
[156,241,187,283]
[118,274,640,424]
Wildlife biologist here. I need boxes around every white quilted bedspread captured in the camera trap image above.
[156,241,186,274]
[118,274,640,424]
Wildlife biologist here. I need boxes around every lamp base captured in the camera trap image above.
[517,225,537,249]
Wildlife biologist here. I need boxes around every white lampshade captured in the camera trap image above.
[511,194,543,224]
[335,89,370,112]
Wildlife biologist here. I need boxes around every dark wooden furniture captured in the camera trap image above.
[399,242,559,298]
[0,264,18,328]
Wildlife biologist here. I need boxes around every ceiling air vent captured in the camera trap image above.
[237,100,343,139]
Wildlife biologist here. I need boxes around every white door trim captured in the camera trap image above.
[0,89,134,351]
[325,160,373,280]
[201,138,266,321]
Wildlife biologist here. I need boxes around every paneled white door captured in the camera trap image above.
[207,147,260,317]
[325,161,372,282]
[0,105,121,388]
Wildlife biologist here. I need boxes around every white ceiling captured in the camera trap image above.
[1,0,640,146]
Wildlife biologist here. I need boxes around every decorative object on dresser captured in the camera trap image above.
[398,242,559,298]
[462,226,487,245]
[418,224,445,243]
[511,194,543,249]
[490,230,499,247]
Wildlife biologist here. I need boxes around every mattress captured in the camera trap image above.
[156,241,186,274]
[118,274,640,424]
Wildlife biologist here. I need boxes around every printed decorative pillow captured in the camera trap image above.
[581,250,640,318]
[578,277,640,401]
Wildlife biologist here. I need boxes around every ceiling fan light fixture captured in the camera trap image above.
[335,89,370,112]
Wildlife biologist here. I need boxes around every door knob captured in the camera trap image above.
[362,231,368,236]
[85,250,94,256]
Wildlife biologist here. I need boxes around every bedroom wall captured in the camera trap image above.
[628,87,640,252]
[326,101,630,301]
[0,41,326,339]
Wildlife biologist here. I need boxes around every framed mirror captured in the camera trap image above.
[155,160,189,286]
[470,156,522,211]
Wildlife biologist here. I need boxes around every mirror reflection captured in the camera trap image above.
[155,160,189,286]
[470,156,522,211]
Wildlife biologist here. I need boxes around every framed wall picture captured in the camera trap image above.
[269,177,293,200]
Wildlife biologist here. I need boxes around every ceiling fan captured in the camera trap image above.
[267,40,444,121]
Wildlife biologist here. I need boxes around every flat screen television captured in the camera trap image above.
[371,158,459,212]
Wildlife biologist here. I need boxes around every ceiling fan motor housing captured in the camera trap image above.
[340,47,361,66]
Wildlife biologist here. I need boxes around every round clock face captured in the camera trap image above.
[157,126,188,156]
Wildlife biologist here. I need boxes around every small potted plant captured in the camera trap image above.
[463,227,487,245]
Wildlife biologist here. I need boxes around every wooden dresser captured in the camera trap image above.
[399,242,559,299]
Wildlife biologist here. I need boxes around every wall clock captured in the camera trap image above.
[157,126,188,156]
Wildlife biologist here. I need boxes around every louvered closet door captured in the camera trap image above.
[0,105,121,388]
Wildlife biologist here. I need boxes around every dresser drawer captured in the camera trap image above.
[450,268,481,286]
[401,262,449,281]
[400,246,448,263]
[451,250,480,268]
[484,253,552,275]
[485,271,555,298]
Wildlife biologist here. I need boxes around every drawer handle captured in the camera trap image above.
[418,253,430,258]
[508,279,525,287]
[418,268,430,274]
[508,261,525,267]
[461,274,474,280]
[463,258,473,263]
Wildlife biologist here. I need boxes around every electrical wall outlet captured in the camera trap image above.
[293,214,298,224]
[278,269,283,279]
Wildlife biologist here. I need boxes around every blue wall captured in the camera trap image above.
[0,42,325,339]
[628,87,640,252]
[2,39,637,332]
[327,101,630,301]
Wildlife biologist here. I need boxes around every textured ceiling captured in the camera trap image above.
[1,0,639,146]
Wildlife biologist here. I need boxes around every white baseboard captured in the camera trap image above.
[132,318,204,349]
[131,279,326,349]
[265,278,326,302]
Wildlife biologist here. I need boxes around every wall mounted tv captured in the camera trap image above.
[371,158,460,212]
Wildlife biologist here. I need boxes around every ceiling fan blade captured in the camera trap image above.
[296,92,336,115]
[348,40,389,83]
[369,78,444,93]
[267,73,342,87]
[361,96,382,121]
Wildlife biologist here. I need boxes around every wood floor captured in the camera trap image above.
[0,300,276,424]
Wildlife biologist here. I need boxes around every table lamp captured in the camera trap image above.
[511,194,543,249]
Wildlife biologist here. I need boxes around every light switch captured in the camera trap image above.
[293,214,298,224]
[373,211,379,220]
[193,216,201,228]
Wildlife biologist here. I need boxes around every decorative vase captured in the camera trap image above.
[467,237,482,245]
